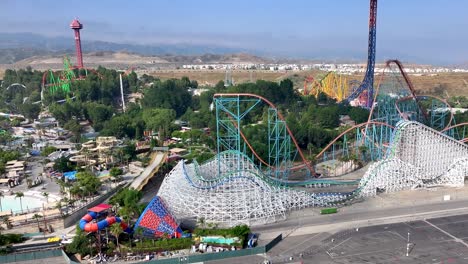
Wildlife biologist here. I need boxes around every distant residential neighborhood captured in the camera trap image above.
[182,63,468,75]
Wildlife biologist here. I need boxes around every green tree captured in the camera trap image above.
[110,223,123,253]
[279,79,295,103]
[15,192,24,213]
[142,79,192,116]
[142,108,176,140]
[55,201,63,216]
[109,188,142,227]
[100,114,136,138]
[190,80,198,88]
[53,156,74,172]
[63,118,80,131]
[32,213,42,231]
[215,80,225,90]
[66,225,96,256]
[41,146,57,157]
[20,103,41,120]
[110,167,123,178]
[70,186,82,199]
[76,171,102,197]
[348,106,370,124]
[197,217,206,229]
[48,101,83,125]
[42,192,49,203]
[84,102,114,131]
[2,216,12,229]
[314,106,340,128]
[134,226,144,246]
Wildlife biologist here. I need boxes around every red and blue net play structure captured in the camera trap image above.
[134,196,182,238]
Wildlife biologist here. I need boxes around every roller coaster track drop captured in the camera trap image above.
[214,93,317,178]
[214,93,398,182]
[442,122,468,142]
[395,94,454,131]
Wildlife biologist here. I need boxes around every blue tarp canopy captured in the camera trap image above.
[63,171,77,180]
[30,150,40,156]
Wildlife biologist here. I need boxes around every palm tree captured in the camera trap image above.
[0,191,3,212]
[15,192,24,213]
[134,227,144,246]
[42,192,49,203]
[32,213,42,231]
[197,217,206,229]
[68,198,76,208]
[64,181,72,199]
[2,216,12,229]
[70,186,81,200]
[110,223,123,254]
[118,206,134,228]
[55,201,63,216]
[56,178,65,193]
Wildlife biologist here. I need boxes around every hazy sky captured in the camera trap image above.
[1,0,467,64]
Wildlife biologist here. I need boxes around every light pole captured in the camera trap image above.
[406,232,410,257]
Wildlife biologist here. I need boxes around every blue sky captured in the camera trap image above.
[1,0,467,64]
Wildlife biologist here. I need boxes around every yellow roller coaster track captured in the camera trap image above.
[303,72,351,102]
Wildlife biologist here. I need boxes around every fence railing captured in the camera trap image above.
[0,248,63,263]
[139,234,282,264]
[62,249,80,264]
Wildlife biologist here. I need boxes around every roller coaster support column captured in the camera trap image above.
[215,96,261,175]
[268,108,294,180]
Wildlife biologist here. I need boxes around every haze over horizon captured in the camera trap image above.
[1,0,467,65]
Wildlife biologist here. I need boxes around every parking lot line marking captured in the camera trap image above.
[328,237,351,251]
[389,231,407,241]
[330,248,392,259]
[427,219,468,227]
[276,232,322,256]
[424,220,468,248]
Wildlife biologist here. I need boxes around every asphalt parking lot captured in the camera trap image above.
[209,214,468,264]
[283,214,468,264]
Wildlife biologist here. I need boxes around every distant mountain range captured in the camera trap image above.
[0,32,457,66]
[0,32,258,64]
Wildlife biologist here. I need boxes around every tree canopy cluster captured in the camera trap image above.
[0,66,400,161]
[69,171,102,198]
[109,188,145,227]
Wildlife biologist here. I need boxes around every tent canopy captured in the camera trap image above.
[88,203,111,213]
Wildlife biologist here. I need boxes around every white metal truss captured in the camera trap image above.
[157,151,341,226]
[359,121,468,197]
[157,121,468,226]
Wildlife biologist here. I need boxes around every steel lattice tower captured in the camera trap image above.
[348,0,378,107]
[70,18,84,68]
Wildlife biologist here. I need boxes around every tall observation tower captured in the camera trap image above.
[347,0,378,108]
[70,18,84,68]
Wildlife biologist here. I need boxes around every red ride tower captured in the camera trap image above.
[70,18,84,68]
